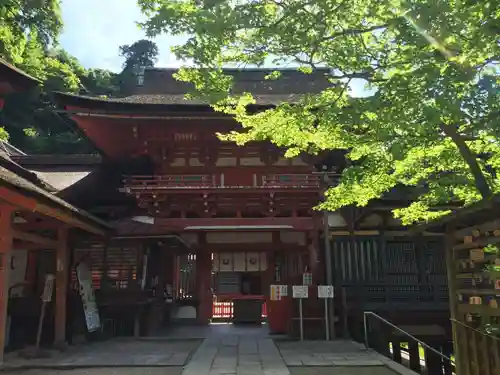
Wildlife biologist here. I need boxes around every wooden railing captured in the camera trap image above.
[261,174,321,188]
[212,301,268,320]
[364,312,455,375]
[123,175,216,189]
[123,173,339,191]
[451,318,500,375]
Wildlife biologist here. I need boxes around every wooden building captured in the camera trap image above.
[0,59,110,362]
[417,197,500,375]
[0,57,39,101]
[1,62,459,371]
[47,68,338,334]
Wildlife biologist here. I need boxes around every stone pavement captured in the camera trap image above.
[182,334,289,375]
[1,369,183,375]
[1,324,415,375]
[181,325,407,375]
[3,338,201,369]
[277,340,385,366]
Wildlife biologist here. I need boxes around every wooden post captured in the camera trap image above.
[0,205,14,364]
[196,250,212,325]
[196,234,212,325]
[445,224,464,375]
[54,226,68,344]
[307,231,319,282]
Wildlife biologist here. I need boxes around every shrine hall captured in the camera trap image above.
[0,60,453,371]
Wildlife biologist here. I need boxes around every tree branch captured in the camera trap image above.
[440,123,492,199]
[320,24,388,42]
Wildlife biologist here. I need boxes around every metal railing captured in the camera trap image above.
[363,311,455,375]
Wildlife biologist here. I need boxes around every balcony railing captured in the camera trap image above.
[262,174,320,188]
[123,174,215,190]
[122,173,339,192]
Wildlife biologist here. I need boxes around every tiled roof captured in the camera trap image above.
[0,57,40,86]
[32,171,92,191]
[0,150,57,192]
[54,68,332,108]
[11,154,101,166]
[0,140,26,157]
[100,93,303,105]
[0,155,110,229]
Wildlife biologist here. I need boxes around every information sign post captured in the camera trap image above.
[292,285,309,341]
[318,285,335,341]
[270,284,288,300]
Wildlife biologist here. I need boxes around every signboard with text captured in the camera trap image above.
[318,285,334,299]
[76,262,101,332]
[270,285,288,301]
[292,285,309,299]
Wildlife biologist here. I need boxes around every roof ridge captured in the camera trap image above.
[0,57,41,84]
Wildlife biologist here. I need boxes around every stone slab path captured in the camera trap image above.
[277,340,385,366]
[3,339,201,369]
[2,369,184,375]
[1,324,414,375]
[182,335,289,375]
[181,331,406,375]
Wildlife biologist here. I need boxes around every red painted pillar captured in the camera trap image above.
[0,205,14,363]
[265,251,276,293]
[308,231,319,282]
[55,227,68,344]
[196,249,212,325]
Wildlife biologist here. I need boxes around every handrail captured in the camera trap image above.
[363,311,454,363]
[450,318,500,341]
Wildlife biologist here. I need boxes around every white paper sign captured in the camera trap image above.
[219,253,233,272]
[318,285,334,298]
[293,285,309,299]
[246,252,260,272]
[279,285,288,297]
[76,262,101,332]
[41,274,55,302]
[233,252,246,272]
[302,273,313,286]
[270,285,288,300]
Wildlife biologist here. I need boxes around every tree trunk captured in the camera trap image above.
[440,123,492,199]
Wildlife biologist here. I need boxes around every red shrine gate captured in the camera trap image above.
[170,233,307,322]
[53,70,332,330]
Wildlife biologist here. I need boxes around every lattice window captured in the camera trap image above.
[71,242,139,290]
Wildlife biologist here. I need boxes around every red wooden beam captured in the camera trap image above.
[12,230,58,248]
[13,221,60,231]
[0,187,37,212]
[0,204,15,364]
[12,242,47,251]
[0,187,106,235]
[54,227,68,343]
[202,243,307,253]
[154,217,316,231]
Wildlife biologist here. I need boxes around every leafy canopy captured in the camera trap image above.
[0,0,119,153]
[138,0,500,224]
[119,39,159,69]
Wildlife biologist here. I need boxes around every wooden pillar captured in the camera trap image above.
[55,226,68,344]
[0,205,14,363]
[445,224,464,375]
[196,234,212,325]
[267,232,279,288]
[265,238,277,296]
[307,231,319,282]
[415,234,428,301]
